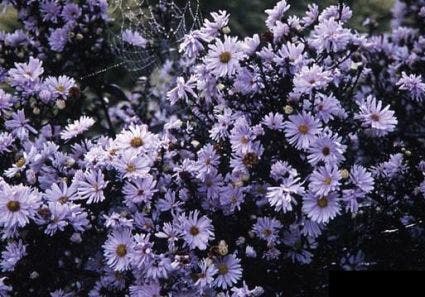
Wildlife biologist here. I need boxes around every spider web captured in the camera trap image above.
[108,0,202,80]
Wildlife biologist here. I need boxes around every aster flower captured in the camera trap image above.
[122,176,157,205]
[113,150,151,179]
[0,184,42,229]
[262,112,285,130]
[61,116,95,141]
[252,217,282,244]
[167,76,197,105]
[309,165,341,196]
[310,18,352,53]
[179,30,204,58]
[265,0,290,30]
[0,89,12,113]
[307,130,346,166]
[1,240,27,272]
[115,124,158,153]
[44,182,77,203]
[8,57,44,89]
[302,192,341,223]
[355,95,397,135]
[48,27,69,52]
[194,259,218,288]
[45,202,70,235]
[267,176,305,212]
[0,133,14,154]
[350,165,374,193]
[61,3,82,22]
[122,29,148,48]
[200,10,230,40]
[179,210,214,250]
[206,36,244,77]
[314,93,344,123]
[76,169,108,204]
[274,42,306,74]
[214,254,242,289]
[103,229,135,271]
[293,64,331,94]
[5,110,37,139]
[284,112,321,150]
[40,0,61,22]
[397,72,425,101]
[44,75,76,98]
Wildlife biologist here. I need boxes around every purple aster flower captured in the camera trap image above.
[194,259,218,288]
[40,0,61,23]
[167,76,197,105]
[1,240,27,272]
[122,29,147,48]
[0,133,14,154]
[60,116,95,141]
[206,36,244,77]
[262,112,285,130]
[397,72,425,101]
[44,182,77,203]
[310,18,352,52]
[314,93,344,123]
[309,165,341,196]
[76,169,108,204]
[200,10,230,41]
[179,210,214,251]
[61,3,82,22]
[302,191,341,223]
[214,254,242,289]
[103,229,135,271]
[293,64,331,94]
[122,176,157,206]
[219,184,245,213]
[48,27,69,52]
[0,89,12,113]
[355,95,397,135]
[307,130,346,166]
[196,143,220,177]
[0,184,42,229]
[284,112,321,150]
[267,176,305,212]
[252,217,282,244]
[44,75,76,98]
[8,57,44,90]
[44,202,70,235]
[265,0,290,30]
[274,41,306,74]
[350,165,374,193]
[5,110,37,139]
[113,150,151,179]
[0,277,11,296]
[179,30,204,58]
[144,254,173,280]
[115,124,158,154]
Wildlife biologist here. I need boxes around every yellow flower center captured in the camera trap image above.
[189,226,200,236]
[298,124,309,135]
[317,196,328,208]
[116,244,127,257]
[130,137,143,148]
[219,51,232,63]
[217,263,229,275]
[7,200,20,212]
[323,177,332,185]
[16,157,26,168]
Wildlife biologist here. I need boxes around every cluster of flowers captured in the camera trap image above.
[0,0,111,77]
[1,0,425,296]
